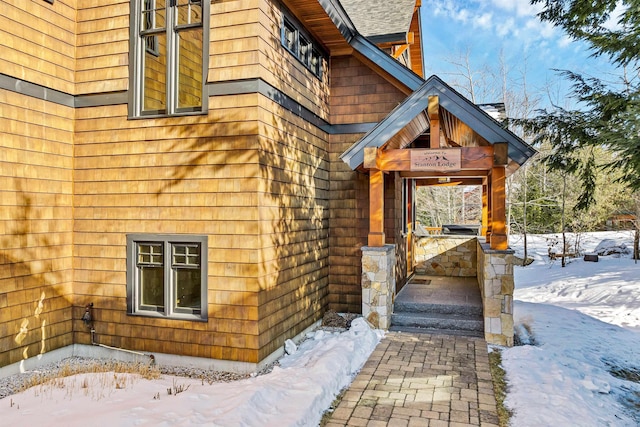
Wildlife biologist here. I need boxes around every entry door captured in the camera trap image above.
[404,179,416,275]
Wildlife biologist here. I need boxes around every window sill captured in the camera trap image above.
[128,110,208,120]
[127,311,208,322]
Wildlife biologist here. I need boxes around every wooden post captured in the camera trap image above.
[428,96,440,149]
[490,166,508,250]
[481,177,489,241]
[368,169,385,247]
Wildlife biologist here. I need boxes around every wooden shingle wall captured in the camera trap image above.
[76,0,129,94]
[1,0,76,94]
[328,133,368,313]
[73,95,265,362]
[327,56,407,313]
[330,56,406,125]
[210,0,330,120]
[255,96,330,360]
[1,0,412,367]
[0,91,75,367]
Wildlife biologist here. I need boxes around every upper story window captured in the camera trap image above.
[130,0,209,117]
[127,234,208,321]
[281,14,325,79]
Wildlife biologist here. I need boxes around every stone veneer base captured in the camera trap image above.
[477,241,515,346]
[361,244,396,330]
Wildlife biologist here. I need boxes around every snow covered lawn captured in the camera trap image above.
[505,231,640,426]
[0,319,382,426]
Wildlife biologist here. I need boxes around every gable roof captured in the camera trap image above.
[309,1,536,170]
[339,0,416,44]
[317,0,423,90]
[339,75,537,170]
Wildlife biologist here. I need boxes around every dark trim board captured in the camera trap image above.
[0,74,375,135]
[208,79,330,129]
[0,74,74,108]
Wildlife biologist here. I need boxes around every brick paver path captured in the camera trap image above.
[324,332,500,427]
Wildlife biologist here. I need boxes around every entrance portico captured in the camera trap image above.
[340,76,536,346]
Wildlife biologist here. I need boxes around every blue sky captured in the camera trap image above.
[419,0,621,108]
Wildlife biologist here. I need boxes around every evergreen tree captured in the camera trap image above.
[528,0,640,188]
[524,0,640,259]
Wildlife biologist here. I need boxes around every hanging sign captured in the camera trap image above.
[410,148,462,171]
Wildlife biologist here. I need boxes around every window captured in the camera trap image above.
[127,234,207,320]
[130,0,209,117]
[143,0,159,56]
[281,15,325,78]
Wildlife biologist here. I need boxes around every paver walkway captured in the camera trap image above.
[324,332,500,427]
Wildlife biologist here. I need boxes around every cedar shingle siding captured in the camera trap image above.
[1,0,421,367]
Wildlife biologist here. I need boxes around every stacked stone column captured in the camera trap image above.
[477,241,515,346]
[361,245,396,329]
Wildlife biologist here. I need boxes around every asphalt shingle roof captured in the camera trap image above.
[339,0,416,43]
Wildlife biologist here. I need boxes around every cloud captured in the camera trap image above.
[601,3,626,31]
[490,0,543,17]
[557,35,573,48]
[475,12,493,30]
[496,18,516,38]
[426,0,568,53]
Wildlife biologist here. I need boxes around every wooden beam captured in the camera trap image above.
[494,142,509,166]
[368,169,385,247]
[415,178,484,186]
[363,146,378,170]
[481,177,489,240]
[366,146,494,172]
[400,169,490,178]
[392,44,410,59]
[489,166,508,250]
[428,95,440,148]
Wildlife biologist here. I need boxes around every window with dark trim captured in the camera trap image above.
[130,0,209,117]
[143,0,159,56]
[281,14,325,79]
[127,234,208,321]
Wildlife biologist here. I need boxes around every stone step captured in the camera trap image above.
[394,300,483,317]
[390,311,484,333]
[388,325,485,338]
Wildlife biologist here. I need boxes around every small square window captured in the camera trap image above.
[299,35,311,64]
[310,48,323,77]
[281,14,325,79]
[127,234,207,320]
[283,19,297,54]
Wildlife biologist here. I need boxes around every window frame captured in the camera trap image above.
[129,0,210,118]
[126,234,208,321]
[280,13,325,79]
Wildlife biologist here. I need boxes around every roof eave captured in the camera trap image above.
[340,76,537,170]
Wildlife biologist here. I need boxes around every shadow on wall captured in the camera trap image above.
[1,183,72,367]
[68,2,331,364]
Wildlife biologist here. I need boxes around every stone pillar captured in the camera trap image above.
[361,244,396,329]
[477,241,515,346]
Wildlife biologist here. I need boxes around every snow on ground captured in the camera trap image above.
[0,318,382,427]
[2,230,639,426]
[504,231,640,426]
